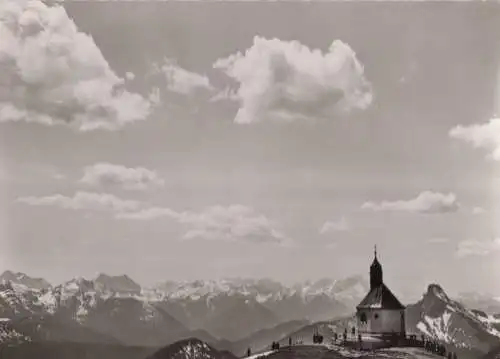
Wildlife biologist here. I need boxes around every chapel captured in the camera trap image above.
[356,246,406,342]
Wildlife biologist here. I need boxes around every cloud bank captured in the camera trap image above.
[361,191,460,214]
[0,0,152,131]
[80,163,164,191]
[449,118,500,160]
[118,204,288,245]
[17,191,286,245]
[213,36,373,124]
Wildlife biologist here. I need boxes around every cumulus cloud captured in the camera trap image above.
[17,191,141,212]
[179,205,288,244]
[456,238,500,258]
[80,162,164,191]
[117,204,288,245]
[125,72,135,81]
[152,58,214,95]
[0,0,153,131]
[213,36,373,124]
[361,191,460,214]
[319,217,350,234]
[449,118,500,160]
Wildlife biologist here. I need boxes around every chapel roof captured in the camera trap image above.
[357,283,405,310]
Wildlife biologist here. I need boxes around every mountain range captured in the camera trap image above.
[1,271,500,359]
[0,271,367,346]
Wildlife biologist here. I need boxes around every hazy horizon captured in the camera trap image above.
[1,1,500,303]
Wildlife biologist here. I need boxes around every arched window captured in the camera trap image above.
[360,312,367,323]
[374,313,379,320]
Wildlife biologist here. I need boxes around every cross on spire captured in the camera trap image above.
[374,244,377,259]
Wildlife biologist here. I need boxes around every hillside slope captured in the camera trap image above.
[249,345,445,359]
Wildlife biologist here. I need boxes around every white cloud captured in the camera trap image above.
[117,204,288,245]
[213,36,372,124]
[116,206,178,220]
[361,191,460,214]
[319,217,350,234]
[17,191,141,212]
[449,118,500,160]
[154,58,214,95]
[80,162,164,191]
[125,72,135,81]
[456,238,500,258]
[179,205,288,244]
[0,0,152,131]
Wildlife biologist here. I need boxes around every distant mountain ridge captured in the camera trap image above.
[0,271,369,302]
[457,292,500,315]
[0,270,367,346]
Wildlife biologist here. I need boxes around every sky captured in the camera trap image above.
[1,0,500,302]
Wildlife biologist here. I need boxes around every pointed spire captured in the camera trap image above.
[370,244,383,289]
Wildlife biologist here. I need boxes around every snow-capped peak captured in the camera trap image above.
[426,284,451,303]
[0,270,51,291]
[411,283,500,353]
[153,276,368,304]
[154,278,288,301]
[94,273,141,294]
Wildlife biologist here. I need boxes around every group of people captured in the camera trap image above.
[423,340,458,359]
[332,331,349,342]
[407,334,458,359]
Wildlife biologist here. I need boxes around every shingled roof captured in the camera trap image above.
[356,283,405,310]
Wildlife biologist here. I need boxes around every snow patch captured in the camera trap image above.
[245,350,276,359]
